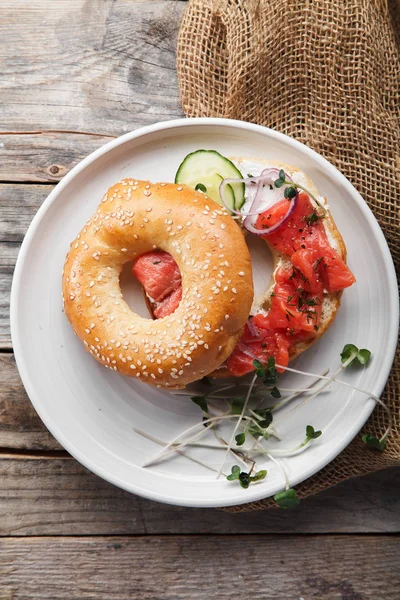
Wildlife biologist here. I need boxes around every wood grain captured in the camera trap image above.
[0,0,185,184]
[0,354,61,451]
[0,184,51,347]
[0,133,114,183]
[1,457,400,535]
[1,535,399,599]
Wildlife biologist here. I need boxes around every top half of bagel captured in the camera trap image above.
[62,179,254,388]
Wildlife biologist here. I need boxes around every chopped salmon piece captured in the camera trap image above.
[132,251,182,318]
[132,251,181,303]
[154,287,182,319]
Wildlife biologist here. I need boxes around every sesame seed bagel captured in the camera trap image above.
[62,179,254,388]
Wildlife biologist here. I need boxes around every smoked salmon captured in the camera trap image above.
[227,191,355,377]
[132,251,182,317]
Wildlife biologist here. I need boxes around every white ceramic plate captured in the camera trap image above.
[11,118,398,507]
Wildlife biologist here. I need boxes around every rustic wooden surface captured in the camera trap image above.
[2,536,399,600]
[0,1,399,598]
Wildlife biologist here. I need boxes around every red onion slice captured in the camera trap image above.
[219,168,292,216]
[219,166,297,237]
[241,169,295,236]
[243,192,298,236]
[237,342,261,362]
[247,318,260,338]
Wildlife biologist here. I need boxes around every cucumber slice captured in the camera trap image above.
[175,150,245,211]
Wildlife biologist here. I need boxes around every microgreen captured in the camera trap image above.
[235,432,246,446]
[250,470,268,482]
[249,413,272,440]
[274,170,286,188]
[273,169,326,213]
[195,183,207,193]
[306,425,322,440]
[252,358,279,391]
[264,356,278,386]
[141,336,388,497]
[284,186,298,199]
[249,425,269,440]
[362,434,386,451]
[253,409,273,425]
[226,465,267,488]
[253,359,264,376]
[231,397,246,415]
[227,465,241,480]
[340,344,371,366]
[274,488,300,508]
[191,396,208,413]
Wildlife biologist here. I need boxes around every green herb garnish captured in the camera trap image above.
[235,432,246,446]
[273,169,326,214]
[362,434,386,451]
[306,425,322,440]
[191,396,208,413]
[340,344,371,366]
[274,488,300,508]
[226,465,267,488]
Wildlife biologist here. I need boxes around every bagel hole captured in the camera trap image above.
[246,234,275,301]
[119,260,153,319]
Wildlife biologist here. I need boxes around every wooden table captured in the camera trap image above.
[1,2,399,598]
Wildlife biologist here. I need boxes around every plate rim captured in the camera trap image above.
[10,117,399,507]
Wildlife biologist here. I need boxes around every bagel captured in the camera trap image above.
[215,158,355,377]
[140,157,356,379]
[62,180,254,388]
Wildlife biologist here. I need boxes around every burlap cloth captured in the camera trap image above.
[177,0,400,510]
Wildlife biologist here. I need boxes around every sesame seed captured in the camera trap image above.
[121,248,128,252]
[221,224,226,229]
[232,288,237,294]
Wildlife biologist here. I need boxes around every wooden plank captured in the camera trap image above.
[0,133,114,183]
[0,1,185,182]
[0,184,50,347]
[0,184,49,243]
[1,535,399,599]
[0,243,18,349]
[0,355,61,451]
[1,456,400,535]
